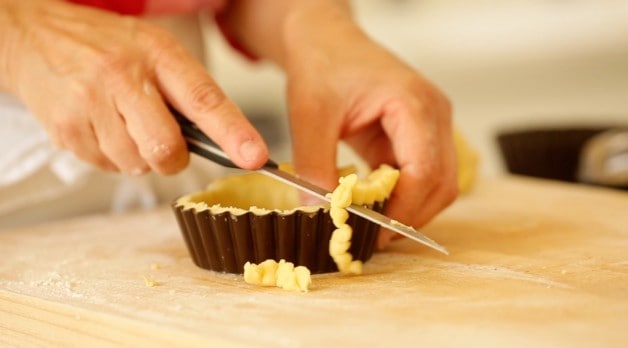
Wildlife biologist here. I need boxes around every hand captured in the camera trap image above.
[282,9,458,249]
[0,0,268,175]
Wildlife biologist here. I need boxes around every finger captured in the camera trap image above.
[382,109,439,216]
[376,97,456,248]
[151,36,268,170]
[290,93,341,193]
[409,139,458,228]
[90,105,149,176]
[114,78,189,175]
[412,175,458,227]
[292,135,339,191]
[376,171,436,250]
[344,126,396,168]
[376,166,458,250]
[53,114,117,171]
[385,129,458,227]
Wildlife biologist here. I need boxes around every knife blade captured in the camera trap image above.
[175,112,448,255]
[260,165,448,255]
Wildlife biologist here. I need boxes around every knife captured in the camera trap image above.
[174,112,448,255]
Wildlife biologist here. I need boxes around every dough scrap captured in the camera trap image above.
[454,129,479,194]
[328,165,400,274]
[244,259,311,292]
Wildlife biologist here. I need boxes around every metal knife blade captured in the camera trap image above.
[260,166,449,255]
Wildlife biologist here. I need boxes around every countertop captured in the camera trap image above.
[1,175,627,347]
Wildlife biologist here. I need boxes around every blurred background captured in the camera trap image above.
[204,0,628,178]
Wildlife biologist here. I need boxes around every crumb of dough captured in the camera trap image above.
[259,259,279,286]
[142,275,159,287]
[244,259,311,292]
[347,260,363,274]
[243,262,263,285]
[150,263,160,270]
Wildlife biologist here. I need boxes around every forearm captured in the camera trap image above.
[219,0,362,68]
[0,0,21,93]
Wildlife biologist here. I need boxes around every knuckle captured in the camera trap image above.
[441,94,453,114]
[119,15,142,33]
[441,181,459,206]
[399,75,430,100]
[56,126,110,170]
[91,155,117,172]
[143,136,187,174]
[401,76,453,119]
[421,169,440,188]
[85,44,139,84]
[69,140,116,171]
[97,49,132,77]
[66,79,95,103]
[437,94,453,125]
[52,118,82,148]
[99,142,143,173]
[136,20,176,47]
[186,81,227,114]
[415,161,439,183]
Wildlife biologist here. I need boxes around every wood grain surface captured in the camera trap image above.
[1,175,627,347]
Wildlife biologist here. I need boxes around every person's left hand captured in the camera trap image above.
[282,17,458,249]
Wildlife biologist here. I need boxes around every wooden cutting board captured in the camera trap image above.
[1,175,627,347]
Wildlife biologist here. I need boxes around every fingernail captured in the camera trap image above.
[239,140,263,163]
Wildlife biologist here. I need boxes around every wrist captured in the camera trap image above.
[280,1,369,71]
[219,0,362,69]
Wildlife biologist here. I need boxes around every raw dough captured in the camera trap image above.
[244,259,311,292]
[243,164,400,290]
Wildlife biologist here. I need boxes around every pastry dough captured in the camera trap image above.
[244,259,311,292]
[243,165,400,290]
[454,129,479,194]
[328,165,400,274]
[328,174,362,274]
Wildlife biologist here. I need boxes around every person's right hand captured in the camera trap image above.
[0,0,268,175]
